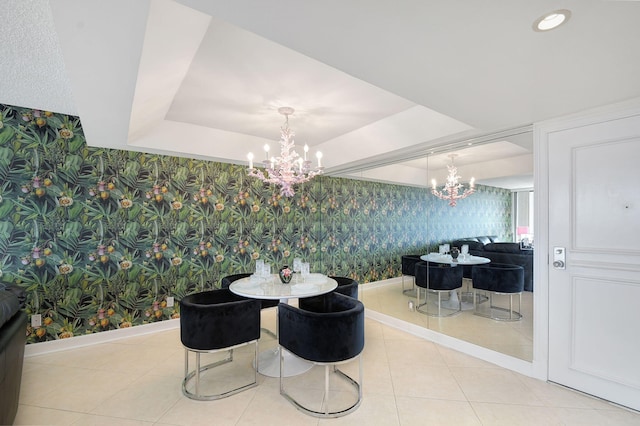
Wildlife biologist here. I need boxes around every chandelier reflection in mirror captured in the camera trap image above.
[247,107,324,197]
[431,154,475,207]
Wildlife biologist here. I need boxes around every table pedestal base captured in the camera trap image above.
[440,290,475,311]
[257,347,313,378]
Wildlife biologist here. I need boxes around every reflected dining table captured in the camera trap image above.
[229,273,337,377]
[420,253,491,310]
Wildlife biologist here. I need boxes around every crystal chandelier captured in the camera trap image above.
[431,154,475,207]
[247,107,324,197]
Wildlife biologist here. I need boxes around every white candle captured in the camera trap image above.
[270,157,275,169]
[470,177,475,188]
[431,179,437,190]
[264,144,270,160]
[304,144,309,160]
[316,151,323,167]
[247,152,254,169]
[298,158,303,172]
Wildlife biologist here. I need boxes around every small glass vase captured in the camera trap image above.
[278,266,293,284]
[451,247,460,261]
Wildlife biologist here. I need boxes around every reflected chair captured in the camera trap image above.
[180,288,261,400]
[401,255,422,296]
[297,276,358,311]
[472,263,524,321]
[414,261,463,316]
[278,292,365,418]
[221,273,279,337]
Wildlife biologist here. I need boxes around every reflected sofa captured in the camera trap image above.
[451,236,534,291]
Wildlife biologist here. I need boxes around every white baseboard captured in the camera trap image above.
[24,318,180,357]
[364,308,535,377]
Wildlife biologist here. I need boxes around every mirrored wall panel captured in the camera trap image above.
[358,128,534,361]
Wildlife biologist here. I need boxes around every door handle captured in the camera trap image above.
[553,247,566,269]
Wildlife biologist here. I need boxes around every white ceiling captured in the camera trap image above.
[3,0,640,189]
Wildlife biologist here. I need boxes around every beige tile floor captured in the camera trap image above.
[15,305,640,425]
[361,278,534,361]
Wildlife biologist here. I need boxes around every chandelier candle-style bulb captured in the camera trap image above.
[431,154,475,207]
[247,107,325,197]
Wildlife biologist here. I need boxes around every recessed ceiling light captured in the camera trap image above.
[533,9,571,32]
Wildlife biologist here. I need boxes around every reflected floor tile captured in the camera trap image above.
[361,280,534,361]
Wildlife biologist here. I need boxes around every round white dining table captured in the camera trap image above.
[420,252,491,266]
[229,273,337,377]
[419,253,491,310]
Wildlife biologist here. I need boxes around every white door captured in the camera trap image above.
[547,111,640,411]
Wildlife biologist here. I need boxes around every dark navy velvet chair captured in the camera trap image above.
[278,292,365,418]
[297,276,358,311]
[472,263,525,321]
[220,272,251,289]
[401,254,422,296]
[414,261,464,316]
[180,288,261,400]
[221,273,279,337]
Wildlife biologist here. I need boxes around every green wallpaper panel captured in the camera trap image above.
[0,104,510,343]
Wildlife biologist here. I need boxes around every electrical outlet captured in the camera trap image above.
[31,313,42,328]
[166,296,174,307]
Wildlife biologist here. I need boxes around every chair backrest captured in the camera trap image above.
[414,261,463,290]
[401,255,422,276]
[180,288,260,350]
[328,276,359,299]
[471,263,524,293]
[278,293,365,363]
[297,276,358,311]
[220,273,252,289]
[221,272,278,309]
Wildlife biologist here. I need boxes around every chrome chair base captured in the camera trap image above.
[182,339,258,400]
[401,275,417,297]
[415,287,461,317]
[280,350,363,418]
[261,327,277,339]
[473,290,522,321]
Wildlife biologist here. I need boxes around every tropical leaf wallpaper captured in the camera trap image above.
[0,103,511,343]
